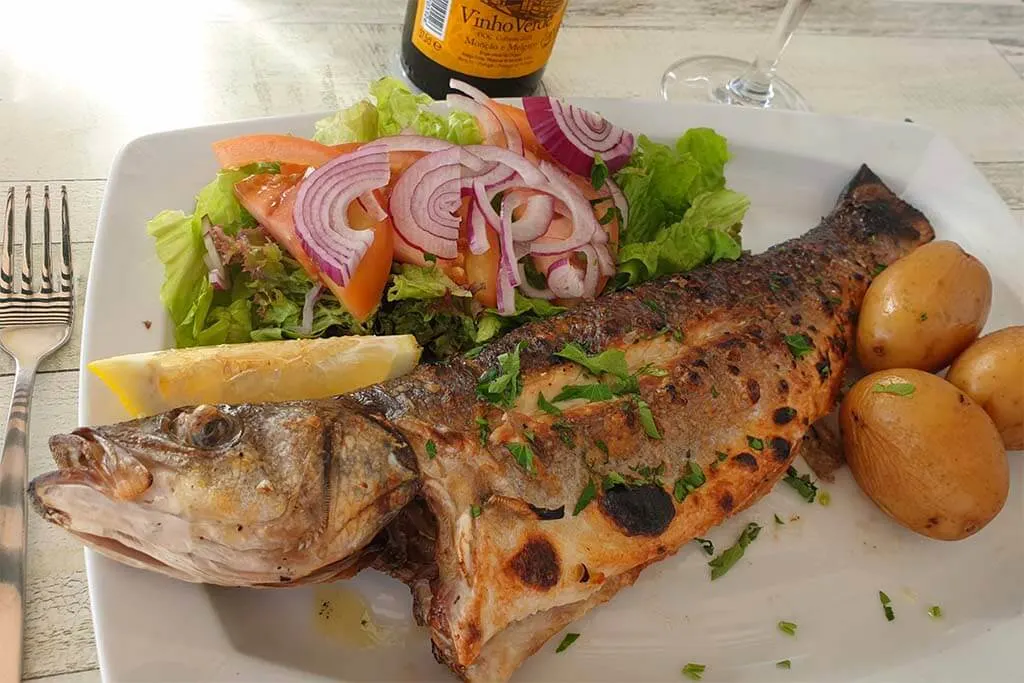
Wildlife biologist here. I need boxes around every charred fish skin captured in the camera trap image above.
[31,399,419,587]
[362,165,935,679]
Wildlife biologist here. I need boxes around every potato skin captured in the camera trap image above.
[947,326,1024,450]
[839,369,1008,541]
[856,241,992,372]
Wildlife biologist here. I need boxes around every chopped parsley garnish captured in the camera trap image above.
[672,329,684,343]
[710,385,719,398]
[776,660,791,670]
[673,460,707,503]
[928,605,942,619]
[920,312,928,321]
[506,442,536,475]
[591,153,609,190]
[595,439,609,455]
[872,381,915,396]
[716,451,728,462]
[879,590,895,621]
[639,363,668,377]
[423,252,437,263]
[828,295,842,305]
[470,504,482,518]
[681,662,706,680]
[708,522,762,581]
[553,421,575,447]
[784,334,814,359]
[777,620,798,636]
[464,345,484,359]
[635,398,662,439]
[603,472,627,489]
[537,392,563,416]
[476,341,528,408]
[555,342,630,380]
[475,416,490,446]
[523,428,536,442]
[598,205,622,225]
[774,513,785,526]
[870,264,887,277]
[747,436,764,451]
[574,480,597,516]
[818,490,831,506]
[695,538,714,555]
[555,632,580,653]
[783,466,818,503]
[425,440,437,459]
[553,383,615,403]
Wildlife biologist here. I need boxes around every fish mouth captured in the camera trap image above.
[46,428,154,501]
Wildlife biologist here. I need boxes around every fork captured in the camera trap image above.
[0,186,74,683]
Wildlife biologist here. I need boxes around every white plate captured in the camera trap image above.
[79,100,1024,683]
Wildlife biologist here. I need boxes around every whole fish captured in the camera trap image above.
[31,165,934,681]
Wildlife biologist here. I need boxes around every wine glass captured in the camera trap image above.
[660,0,813,111]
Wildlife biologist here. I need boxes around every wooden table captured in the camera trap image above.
[2,0,1022,680]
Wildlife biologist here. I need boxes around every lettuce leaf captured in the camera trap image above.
[313,77,482,145]
[147,210,208,329]
[387,263,471,302]
[614,128,746,287]
[617,189,748,285]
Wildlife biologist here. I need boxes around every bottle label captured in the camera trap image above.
[411,0,568,79]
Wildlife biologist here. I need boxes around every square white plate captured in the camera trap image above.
[79,100,1024,682]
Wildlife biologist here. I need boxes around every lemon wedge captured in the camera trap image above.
[88,335,422,418]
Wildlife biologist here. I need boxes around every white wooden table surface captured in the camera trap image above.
[1,0,1022,680]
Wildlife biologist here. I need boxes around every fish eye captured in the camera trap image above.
[170,405,240,451]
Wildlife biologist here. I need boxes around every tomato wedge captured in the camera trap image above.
[213,135,351,170]
[497,103,553,163]
[234,174,393,321]
[464,226,500,308]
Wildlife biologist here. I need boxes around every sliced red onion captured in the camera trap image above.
[515,261,556,300]
[357,191,388,222]
[526,161,600,255]
[579,245,601,297]
[522,97,635,176]
[299,283,322,335]
[201,219,230,290]
[496,188,521,287]
[293,145,389,285]
[390,147,485,259]
[464,145,546,185]
[546,258,585,299]
[504,191,554,242]
[449,79,523,155]
[606,176,628,228]
[447,93,505,147]
[496,267,516,316]
[362,136,454,154]
[594,242,616,277]
[467,201,490,255]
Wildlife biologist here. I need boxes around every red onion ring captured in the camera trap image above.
[446,93,505,148]
[606,176,628,228]
[357,191,387,222]
[546,257,585,299]
[467,201,490,255]
[390,147,485,259]
[521,97,634,176]
[449,79,523,155]
[504,191,555,242]
[293,146,390,285]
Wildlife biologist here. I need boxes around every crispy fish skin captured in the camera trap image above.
[354,165,935,680]
[30,398,418,586]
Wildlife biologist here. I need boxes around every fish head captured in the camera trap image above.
[30,400,420,584]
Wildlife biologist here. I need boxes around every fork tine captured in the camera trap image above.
[21,186,33,293]
[60,185,72,294]
[41,186,53,294]
[2,188,12,294]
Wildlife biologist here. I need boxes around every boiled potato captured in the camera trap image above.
[840,368,1008,541]
[857,241,992,372]
[947,326,1024,450]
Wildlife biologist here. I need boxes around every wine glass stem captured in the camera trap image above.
[729,0,812,105]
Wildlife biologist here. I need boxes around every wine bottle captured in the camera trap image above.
[400,0,568,99]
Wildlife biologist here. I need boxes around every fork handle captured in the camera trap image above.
[0,360,39,683]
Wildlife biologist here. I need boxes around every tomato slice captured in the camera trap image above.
[234,174,393,322]
[464,225,500,308]
[213,135,351,170]
[497,103,553,163]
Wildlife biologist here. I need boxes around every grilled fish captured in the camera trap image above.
[30,165,934,681]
